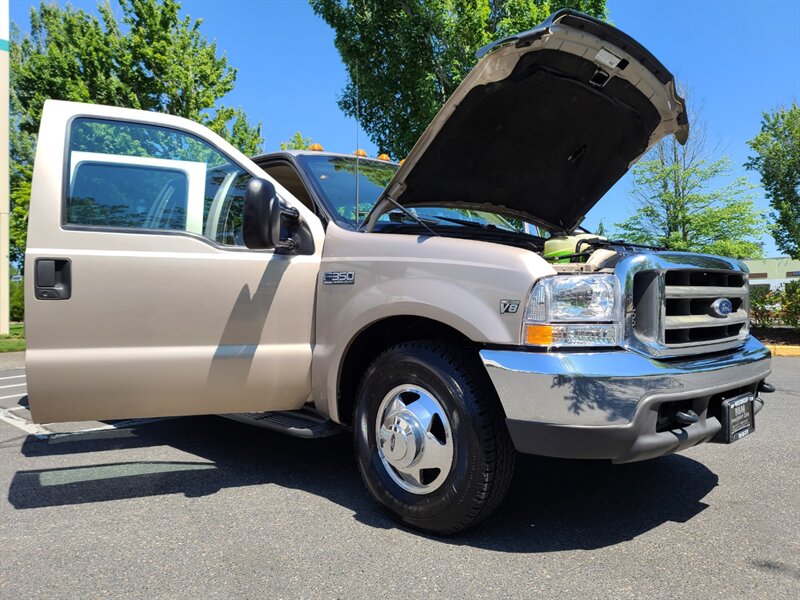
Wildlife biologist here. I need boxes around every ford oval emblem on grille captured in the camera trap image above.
[711,298,733,317]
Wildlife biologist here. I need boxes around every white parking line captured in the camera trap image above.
[0,393,27,400]
[0,407,52,437]
[0,375,26,381]
[1,383,27,389]
[0,406,170,439]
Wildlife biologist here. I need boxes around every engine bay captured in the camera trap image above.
[376,221,652,272]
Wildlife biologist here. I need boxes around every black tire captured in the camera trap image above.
[354,340,515,534]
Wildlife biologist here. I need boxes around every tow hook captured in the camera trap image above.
[753,381,774,415]
[674,410,699,426]
[758,381,776,394]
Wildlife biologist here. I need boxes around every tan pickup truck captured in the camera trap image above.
[25,10,772,533]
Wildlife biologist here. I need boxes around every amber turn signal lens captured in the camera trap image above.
[354,148,368,157]
[377,153,390,161]
[525,324,553,345]
[309,143,324,152]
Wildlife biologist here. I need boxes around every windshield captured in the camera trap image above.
[405,206,521,232]
[296,154,541,235]
[297,155,395,222]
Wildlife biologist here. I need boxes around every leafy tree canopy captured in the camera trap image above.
[9,0,263,264]
[614,118,766,260]
[745,103,800,259]
[310,0,607,159]
[280,132,314,151]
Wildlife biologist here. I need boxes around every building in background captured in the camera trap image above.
[744,257,800,291]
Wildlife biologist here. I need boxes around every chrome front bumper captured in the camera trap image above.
[480,337,772,463]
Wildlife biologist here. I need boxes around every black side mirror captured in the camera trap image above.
[243,177,302,254]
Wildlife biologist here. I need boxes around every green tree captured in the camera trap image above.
[745,104,800,259]
[594,220,607,237]
[9,0,263,264]
[280,132,314,151]
[310,0,607,159]
[9,270,25,323]
[782,280,800,329]
[614,115,766,259]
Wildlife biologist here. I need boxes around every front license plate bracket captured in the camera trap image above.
[718,393,755,443]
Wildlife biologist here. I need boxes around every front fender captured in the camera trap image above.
[311,224,555,421]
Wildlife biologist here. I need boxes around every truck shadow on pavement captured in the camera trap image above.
[9,416,717,553]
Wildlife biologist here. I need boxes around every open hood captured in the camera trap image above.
[366,10,688,233]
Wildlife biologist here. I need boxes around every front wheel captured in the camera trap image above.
[354,341,515,534]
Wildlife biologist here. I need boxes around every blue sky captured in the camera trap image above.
[10,0,800,255]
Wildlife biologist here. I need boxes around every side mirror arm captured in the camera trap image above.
[269,196,301,254]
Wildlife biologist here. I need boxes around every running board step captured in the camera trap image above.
[222,408,341,439]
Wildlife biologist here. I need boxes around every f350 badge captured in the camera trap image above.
[499,300,520,314]
[323,271,355,285]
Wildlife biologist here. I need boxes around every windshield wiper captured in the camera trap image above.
[428,215,523,233]
[384,200,440,237]
[388,211,440,226]
[428,215,490,229]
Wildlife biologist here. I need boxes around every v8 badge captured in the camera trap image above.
[499,300,520,314]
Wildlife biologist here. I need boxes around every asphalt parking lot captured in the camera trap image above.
[1,356,798,599]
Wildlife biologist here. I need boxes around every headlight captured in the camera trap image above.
[523,274,621,347]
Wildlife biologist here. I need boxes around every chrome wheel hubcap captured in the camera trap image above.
[375,385,454,494]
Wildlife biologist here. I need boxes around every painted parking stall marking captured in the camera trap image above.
[1,371,29,401]
[0,407,52,437]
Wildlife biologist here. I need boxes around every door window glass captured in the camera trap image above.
[69,162,189,230]
[66,117,252,246]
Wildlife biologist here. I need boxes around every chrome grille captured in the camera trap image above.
[661,270,748,346]
[617,254,751,358]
